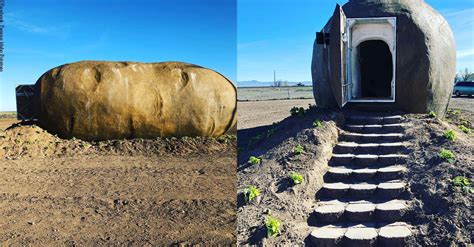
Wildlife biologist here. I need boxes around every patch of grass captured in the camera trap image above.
[265,215,280,238]
[459,125,472,134]
[293,144,304,155]
[243,185,260,203]
[428,111,437,118]
[290,107,305,117]
[248,156,261,165]
[289,172,303,185]
[313,120,323,128]
[438,148,455,163]
[443,129,456,142]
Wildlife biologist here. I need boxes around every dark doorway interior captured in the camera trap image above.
[358,40,393,98]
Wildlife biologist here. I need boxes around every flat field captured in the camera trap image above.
[0,119,236,245]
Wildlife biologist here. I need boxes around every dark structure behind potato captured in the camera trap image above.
[34,61,237,141]
[312,0,456,117]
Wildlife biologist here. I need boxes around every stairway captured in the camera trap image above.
[309,114,413,247]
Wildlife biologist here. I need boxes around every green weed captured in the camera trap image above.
[443,130,457,142]
[438,149,455,163]
[265,215,280,237]
[289,172,303,185]
[428,111,437,118]
[453,176,470,187]
[248,156,261,165]
[244,185,260,203]
[290,107,305,117]
[293,144,304,155]
[313,120,323,128]
[459,125,472,134]
[453,176,473,193]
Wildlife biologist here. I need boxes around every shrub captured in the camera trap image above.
[313,120,323,128]
[290,107,305,117]
[265,215,280,237]
[248,156,261,165]
[289,172,303,185]
[428,111,437,118]
[459,125,472,134]
[293,144,304,155]
[443,129,456,142]
[243,185,260,203]
[438,149,455,163]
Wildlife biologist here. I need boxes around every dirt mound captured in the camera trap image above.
[237,107,473,246]
[404,114,473,246]
[237,107,341,245]
[0,122,236,159]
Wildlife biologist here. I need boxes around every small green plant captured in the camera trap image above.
[290,107,305,117]
[313,120,323,128]
[293,144,304,155]
[289,172,303,185]
[248,156,261,165]
[265,215,280,237]
[443,129,456,142]
[459,125,472,134]
[428,111,437,118]
[453,109,461,115]
[243,185,260,203]
[438,148,455,163]
[452,176,470,187]
[452,176,473,193]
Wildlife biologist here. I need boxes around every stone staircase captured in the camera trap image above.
[309,114,413,246]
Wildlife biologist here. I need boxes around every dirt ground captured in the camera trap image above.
[237,86,313,101]
[238,99,314,130]
[237,96,473,246]
[237,95,474,131]
[0,121,236,245]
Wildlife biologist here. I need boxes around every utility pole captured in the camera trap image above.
[273,70,276,87]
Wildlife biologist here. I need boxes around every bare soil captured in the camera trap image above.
[237,99,314,130]
[237,103,473,246]
[0,121,236,245]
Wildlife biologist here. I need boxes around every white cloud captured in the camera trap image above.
[5,12,75,39]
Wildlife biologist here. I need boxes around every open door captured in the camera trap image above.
[329,4,348,107]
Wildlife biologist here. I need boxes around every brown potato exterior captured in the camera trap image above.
[36,61,236,141]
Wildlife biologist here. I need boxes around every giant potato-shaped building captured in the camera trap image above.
[312,0,456,116]
[35,61,236,141]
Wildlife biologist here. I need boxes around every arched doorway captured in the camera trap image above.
[357,40,393,98]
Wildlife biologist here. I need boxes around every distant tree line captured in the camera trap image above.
[455,68,474,82]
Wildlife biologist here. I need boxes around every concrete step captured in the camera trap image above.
[327,165,407,181]
[339,133,404,143]
[345,124,408,134]
[314,200,409,223]
[330,154,408,166]
[309,222,413,247]
[321,181,406,199]
[334,142,409,154]
[346,115,403,125]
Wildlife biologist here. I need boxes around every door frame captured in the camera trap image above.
[345,17,397,103]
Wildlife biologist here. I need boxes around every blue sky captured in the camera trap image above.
[0,0,236,111]
[238,0,474,82]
